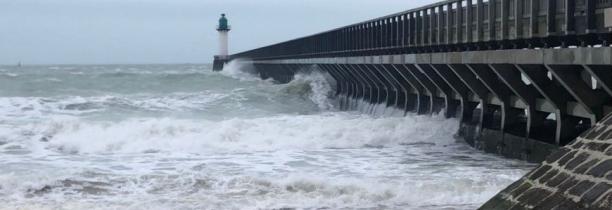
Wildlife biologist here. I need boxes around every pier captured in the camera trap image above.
[225,1,612,209]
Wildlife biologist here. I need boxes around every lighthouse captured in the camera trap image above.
[213,14,231,71]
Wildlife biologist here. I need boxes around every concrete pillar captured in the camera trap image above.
[370,64,398,108]
[547,64,609,123]
[583,65,612,98]
[393,65,428,114]
[380,64,410,110]
[330,64,356,109]
[516,64,587,146]
[319,64,344,97]
[405,64,438,114]
[448,63,492,145]
[418,64,459,118]
[356,64,387,105]
[434,64,479,123]
[335,64,361,109]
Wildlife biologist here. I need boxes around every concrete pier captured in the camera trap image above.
[227,0,612,208]
[239,48,611,163]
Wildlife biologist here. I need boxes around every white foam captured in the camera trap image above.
[2,112,458,154]
[219,60,261,81]
[0,167,527,210]
[1,73,18,77]
[0,92,231,120]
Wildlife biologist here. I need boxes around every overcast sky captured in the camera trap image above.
[0,0,435,65]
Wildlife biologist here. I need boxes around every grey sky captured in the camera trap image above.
[0,0,435,65]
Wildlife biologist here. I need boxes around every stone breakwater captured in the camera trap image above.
[480,114,612,209]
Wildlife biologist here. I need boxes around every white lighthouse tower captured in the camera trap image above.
[213,14,231,71]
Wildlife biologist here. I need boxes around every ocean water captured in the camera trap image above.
[0,63,534,210]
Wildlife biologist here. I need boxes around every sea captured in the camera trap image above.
[0,63,534,210]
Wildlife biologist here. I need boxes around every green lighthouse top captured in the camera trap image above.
[217,14,230,31]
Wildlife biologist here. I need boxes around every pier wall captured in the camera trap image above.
[227,0,612,208]
[242,47,612,163]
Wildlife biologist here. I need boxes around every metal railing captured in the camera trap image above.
[232,0,612,60]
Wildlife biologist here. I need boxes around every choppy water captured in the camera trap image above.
[0,63,534,210]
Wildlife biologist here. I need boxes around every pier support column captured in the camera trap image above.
[319,64,344,97]
[547,64,609,123]
[356,64,387,105]
[337,64,364,108]
[490,64,549,140]
[345,64,376,106]
[405,64,439,114]
[448,64,492,146]
[433,64,479,123]
[386,64,418,113]
[516,64,587,145]
[331,64,358,109]
[418,64,460,118]
[490,64,556,160]
[381,64,412,110]
[468,64,522,154]
[320,64,353,110]
[393,65,429,114]
[370,64,398,108]
[583,65,612,98]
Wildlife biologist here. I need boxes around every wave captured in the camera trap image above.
[0,73,18,77]
[0,92,232,118]
[0,169,522,210]
[219,60,262,82]
[0,112,459,154]
[282,71,335,111]
[219,61,336,111]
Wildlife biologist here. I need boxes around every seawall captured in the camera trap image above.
[480,113,612,209]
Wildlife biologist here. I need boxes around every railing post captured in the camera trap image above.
[515,0,524,41]
[430,7,437,46]
[547,0,557,37]
[466,0,473,44]
[409,12,416,47]
[416,12,422,47]
[403,14,410,48]
[501,0,510,42]
[456,0,464,45]
[438,4,446,48]
[448,2,454,44]
[585,0,596,34]
[476,0,484,43]
[530,0,539,39]
[488,0,497,43]
[422,9,429,47]
[565,0,576,35]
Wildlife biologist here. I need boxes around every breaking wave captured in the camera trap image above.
[0,64,533,210]
[1,112,458,155]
